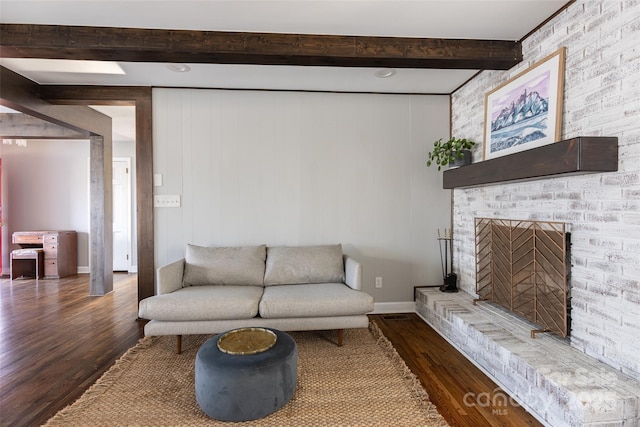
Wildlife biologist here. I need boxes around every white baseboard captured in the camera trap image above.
[77,266,138,274]
[371,301,416,314]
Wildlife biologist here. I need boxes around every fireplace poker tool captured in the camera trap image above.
[437,229,458,293]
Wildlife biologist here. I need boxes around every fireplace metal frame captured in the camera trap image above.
[475,218,570,337]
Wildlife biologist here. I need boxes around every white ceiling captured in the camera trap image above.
[0,1,568,38]
[1,0,570,94]
[0,0,570,141]
[90,105,137,141]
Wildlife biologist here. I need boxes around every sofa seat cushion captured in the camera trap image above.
[183,244,266,286]
[139,285,263,321]
[258,283,374,319]
[264,244,345,286]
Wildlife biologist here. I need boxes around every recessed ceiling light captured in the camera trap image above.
[374,68,396,78]
[167,63,191,72]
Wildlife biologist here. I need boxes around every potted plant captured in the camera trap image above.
[426,137,476,171]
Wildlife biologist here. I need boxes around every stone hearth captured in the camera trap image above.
[416,288,640,426]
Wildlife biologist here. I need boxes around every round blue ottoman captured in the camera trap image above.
[195,328,298,422]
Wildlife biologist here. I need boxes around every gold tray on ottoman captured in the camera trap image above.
[217,328,277,355]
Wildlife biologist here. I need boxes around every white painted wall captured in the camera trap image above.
[153,88,451,302]
[0,138,137,273]
[1,139,91,269]
[451,0,640,380]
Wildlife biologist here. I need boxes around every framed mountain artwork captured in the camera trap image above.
[483,47,565,160]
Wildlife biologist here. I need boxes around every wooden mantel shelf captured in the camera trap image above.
[443,136,618,189]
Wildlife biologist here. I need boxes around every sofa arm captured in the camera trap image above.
[344,255,362,290]
[157,258,185,295]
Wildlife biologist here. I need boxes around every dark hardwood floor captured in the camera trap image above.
[370,313,542,427]
[0,273,145,427]
[1,274,541,427]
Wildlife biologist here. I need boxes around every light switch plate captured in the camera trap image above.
[153,173,163,187]
[154,195,180,207]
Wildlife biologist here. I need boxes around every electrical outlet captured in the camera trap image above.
[375,277,383,288]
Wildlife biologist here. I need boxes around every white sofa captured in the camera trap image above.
[138,243,374,352]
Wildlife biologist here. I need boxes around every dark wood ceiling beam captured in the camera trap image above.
[0,113,88,139]
[0,24,522,70]
[40,84,156,303]
[0,67,109,137]
[0,66,113,296]
[40,86,149,105]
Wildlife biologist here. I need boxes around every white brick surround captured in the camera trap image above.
[450,0,640,386]
[416,288,640,426]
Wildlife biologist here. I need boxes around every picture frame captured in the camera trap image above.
[483,47,566,160]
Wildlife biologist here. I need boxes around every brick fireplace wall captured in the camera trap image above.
[450,0,640,381]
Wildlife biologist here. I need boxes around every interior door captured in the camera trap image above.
[112,159,130,271]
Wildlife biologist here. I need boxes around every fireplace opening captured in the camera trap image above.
[475,218,571,338]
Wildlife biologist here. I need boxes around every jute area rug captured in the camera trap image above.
[45,323,449,426]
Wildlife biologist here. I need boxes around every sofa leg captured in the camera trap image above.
[337,329,344,347]
[176,335,182,354]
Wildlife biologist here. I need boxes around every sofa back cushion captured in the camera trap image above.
[183,244,266,286]
[264,244,345,286]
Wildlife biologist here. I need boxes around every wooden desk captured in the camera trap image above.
[12,231,78,278]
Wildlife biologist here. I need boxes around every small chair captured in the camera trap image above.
[10,248,45,280]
